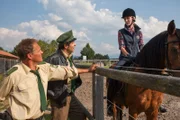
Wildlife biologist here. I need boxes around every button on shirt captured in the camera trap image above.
[0,62,78,119]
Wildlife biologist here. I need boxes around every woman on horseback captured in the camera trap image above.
[117,8,144,67]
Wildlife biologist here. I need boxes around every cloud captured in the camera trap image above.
[18,20,63,41]
[39,0,122,31]
[48,13,62,21]
[1,0,171,56]
[0,28,28,51]
[38,0,168,39]
[136,16,168,43]
[38,0,49,9]
[57,22,72,29]
[98,42,118,55]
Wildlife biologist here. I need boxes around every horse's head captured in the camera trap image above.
[135,20,180,76]
[166,20,180,76]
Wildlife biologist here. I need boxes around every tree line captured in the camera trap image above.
[1,40,109,60]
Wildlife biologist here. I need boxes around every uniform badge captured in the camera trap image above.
[50,64,58,68]
[136,35,140,39]
[6,67,18,76]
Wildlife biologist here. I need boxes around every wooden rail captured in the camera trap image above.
[95,67,180,97]
[92,67,180,120]
[74,64,180,120]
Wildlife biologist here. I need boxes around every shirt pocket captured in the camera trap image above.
[16,80,37,109]
[17,80,37,105]
[17,80,33,92]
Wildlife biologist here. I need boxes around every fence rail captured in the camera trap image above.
[92,67,180,120]
[96,67,180,97]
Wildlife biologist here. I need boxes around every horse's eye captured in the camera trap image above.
[170,46,179,59]
[171,47,178,53]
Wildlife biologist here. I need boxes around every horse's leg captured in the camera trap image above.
[129,107,138,120]
[117,105,124,120]
[145,92,162,120]
[145,109,158,120]
[112,102,117,120]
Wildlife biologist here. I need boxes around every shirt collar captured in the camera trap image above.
[61,50,72,59]
[125,25,134,32]
[124,24,141,33]
[21,62,39,74]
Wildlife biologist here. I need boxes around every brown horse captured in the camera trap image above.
[108,20,180,120]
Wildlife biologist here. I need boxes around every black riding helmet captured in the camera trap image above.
[122,8,136,18]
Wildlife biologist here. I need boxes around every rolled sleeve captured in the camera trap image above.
[118,31,125,50]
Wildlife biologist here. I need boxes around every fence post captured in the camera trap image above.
[92,73,104,120]
[92,72,96,118]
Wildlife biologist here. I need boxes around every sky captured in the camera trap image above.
[0,0,180,58]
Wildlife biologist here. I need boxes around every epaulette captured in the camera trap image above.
[38,61,46,65]
[6,67,18,76]
[50,64,58,68]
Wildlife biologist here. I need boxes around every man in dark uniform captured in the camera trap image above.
[45,30,97,120]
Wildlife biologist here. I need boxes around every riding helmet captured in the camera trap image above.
[122,8,136,18]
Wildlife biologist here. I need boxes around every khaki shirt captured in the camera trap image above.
[0,62,78,119]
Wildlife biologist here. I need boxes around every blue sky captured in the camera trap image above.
[0,0,179,57]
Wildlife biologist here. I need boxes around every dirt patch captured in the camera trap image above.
[76,73,180,120]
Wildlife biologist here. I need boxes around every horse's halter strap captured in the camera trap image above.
[165,32,180,70]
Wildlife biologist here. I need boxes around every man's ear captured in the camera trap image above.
[64,43,69,49]
[27,53,33,60]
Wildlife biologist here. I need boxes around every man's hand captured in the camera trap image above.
[88,63,98,72]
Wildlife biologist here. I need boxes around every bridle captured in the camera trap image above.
[165,32,180,75]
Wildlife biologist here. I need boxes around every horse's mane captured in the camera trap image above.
[176,28,180,39]
[135,31,168,70]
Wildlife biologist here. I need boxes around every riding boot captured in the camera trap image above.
[159,106,167,113]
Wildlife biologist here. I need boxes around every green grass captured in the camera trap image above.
[77,63,92,65]
[77,62,110,68]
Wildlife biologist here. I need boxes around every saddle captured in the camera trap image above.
[107,59,135,107]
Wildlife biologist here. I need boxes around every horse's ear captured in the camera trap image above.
[167,20,176,35]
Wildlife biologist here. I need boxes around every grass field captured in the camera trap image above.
[76,62,111,68]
